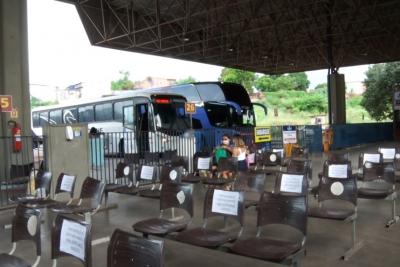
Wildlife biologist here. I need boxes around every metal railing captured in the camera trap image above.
[0,135,47,207]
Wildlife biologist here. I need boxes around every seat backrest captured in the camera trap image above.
[274,172,308,196]
[144,152,160,164]
[160,183,194,217]
[162,150,177,162]
[322,160,352,179]
[136,165,158,183]
[194,156,212,172]
[316,176,357,206]
[203,189,245,226]
[378,147,396,161]
[115,162,132,180]
[327,152,349,163]
[286,159,309,175]
[358,153,383,169]
[10,162,34,179]
[12,205,41,257]
[79,177,105,205]
[261,151,281,166]
[234,171,266,193]
[124,153,140,165]
[291,146,308,159]
[107,229,164,267]
[52,214,92,267]
[258,192,307,236]
[170,156,189,169]
[362,161,386,182]
[35,171,52,196]
[159,166,183,184]
[54,173,77,198]
[217,157,237,173]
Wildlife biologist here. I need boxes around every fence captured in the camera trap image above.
[0,136,47,207]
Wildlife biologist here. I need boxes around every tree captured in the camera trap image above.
[176,76,197,85]
[313,83,328,95]
[111,70,134,91]
[288,72,310,91]
[361,62,400,121]
[254,72,309,92]
[219,68,256,92]
[30,96,58,108]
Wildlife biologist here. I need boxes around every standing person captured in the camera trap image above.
[212,134,233,178]
[232,136,248,171]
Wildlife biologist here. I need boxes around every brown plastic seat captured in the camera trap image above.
[175,189,245,248]
[182,154,212,183]
[291,146,309,159]
[170,155,189,169]
[274,172,308,196]
[357,153,399,227]
[12,171,52,203]
[124,153,140,165]
[233,171,266,208]
[133,183,193,237]
[308,165,362,260]
[107,229,164,267]
[8,162,34,184]
[137,165,161,198]
[0,205,41,267]
[21,173,77,209]
[203,158,236,186]
[51,214,92,267]
[159,166,183,184]
[161,150,178,164]
[231,192,307,265]
[51,177,105,222]
[104,162,136,204]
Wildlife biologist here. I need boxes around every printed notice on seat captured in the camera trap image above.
[140,166,154,180]
[212,190,239,216]
[363,153,380,164]
[60,219,86,261]
[60,175,75,192]
[280,174,303,193]
[197,157,211,170]
[380,148,396,160]
[328,164,348,178]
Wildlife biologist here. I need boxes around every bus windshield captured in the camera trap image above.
[153,100,190,131]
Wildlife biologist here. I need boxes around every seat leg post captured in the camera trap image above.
[342,219,364,261]
[385,198,399,228]
[104,191,108,206]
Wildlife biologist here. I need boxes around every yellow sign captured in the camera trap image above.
[0,95,13,112]
[185,102,196,114]
[254,126,271,143]
[10,108,18,119]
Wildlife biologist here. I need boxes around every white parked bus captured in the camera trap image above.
[31,91,194,157]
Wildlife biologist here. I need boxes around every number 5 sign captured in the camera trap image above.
[0,95,13,112]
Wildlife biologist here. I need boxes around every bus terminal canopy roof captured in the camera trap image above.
[59,0,400,74]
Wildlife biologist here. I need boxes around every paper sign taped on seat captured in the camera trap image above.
[379,148,396,160]
[60,175,75,192]
[140,166,154,180]
[280,174,304,193]
[363,153,380,164]
[60,219,87,261]
[328,164,348,178]
[211,190,239,216]
[197,157,211,170]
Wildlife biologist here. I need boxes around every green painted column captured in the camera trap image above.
[328,73,346,124]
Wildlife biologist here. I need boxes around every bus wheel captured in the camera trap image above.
[118,138,125,158]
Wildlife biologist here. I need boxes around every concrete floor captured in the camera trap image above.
[0,142,399,267]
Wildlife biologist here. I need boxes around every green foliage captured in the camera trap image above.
[219,68,256,92]
[361,62,400,121]
[111,70,134,91]
[254,72,310,92]
[287,72,310,91]
[30,96,58,108]
[176,76,197,85]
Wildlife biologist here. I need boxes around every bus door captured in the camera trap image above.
[252,103,268,126]
[135,101,152,154]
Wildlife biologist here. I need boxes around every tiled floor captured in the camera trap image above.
[0,142,399,267]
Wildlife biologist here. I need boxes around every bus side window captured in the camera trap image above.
[136,104,150,132]
[32,112,40,127]
[78,105,94,122]
[39,112,49,126]
[63,108,78,124]
[123,106,134,130]
[49,109,62,124]
[114,100,133,122]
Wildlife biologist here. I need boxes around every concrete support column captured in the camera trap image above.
[0,0,31,176]
[328,73,346,124]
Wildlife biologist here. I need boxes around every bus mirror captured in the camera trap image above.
[252,103,268,126]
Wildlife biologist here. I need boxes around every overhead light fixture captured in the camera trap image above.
[182,36,190,42]
[289,62,295,66]
[228,47,235,52]
[262,55,269,60]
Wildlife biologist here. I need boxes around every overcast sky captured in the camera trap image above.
[28,0,370,98]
